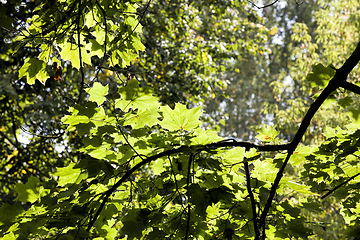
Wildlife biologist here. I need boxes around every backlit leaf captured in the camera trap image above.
[18,58,49,85]
[124,107,160,129]
[256,125,279,143]
[161,103,202,131]
[86,82,108,106]
[53,163,82,186]
[224,147,246,165]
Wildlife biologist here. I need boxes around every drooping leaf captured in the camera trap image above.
[18,58,49,85]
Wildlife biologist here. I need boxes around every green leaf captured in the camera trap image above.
[161,103,202,131]
[191,128,223,145]
[338,96,353,109]
[124,107,160,129]
[59,41,92,70]
[121,208,150,239]
[131,35,145,52]
[61,115,90,125]
[111,48,137,68]
[300,200,322,212]
[252,159,277,183]
[286,181,314,195]
[0,202,23,229]
[91,106,106,124]
[115,80,159,111]
[306,63,335,88]
[185,184,211,215]
[125,16,142,33]
[86,82,109,106]
[349,106,360,124]
[206,203,221,219]
[287,218,313,238]
[14,176,49,203]
[18,58,49,85]
[87,143,111,160]
[53,163,83,186]
[116,94,159,112]
[223,147,246,164]
[87,39,105,57]
[322,125,336,138]
[255,125,279,142]
[289,146,312,166]
[152,158,167,175]
[245,148,261,159]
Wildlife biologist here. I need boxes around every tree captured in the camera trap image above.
[1,0,360,239]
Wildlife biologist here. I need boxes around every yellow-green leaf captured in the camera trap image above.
[86,82,108,106]
[18,58,49,85]
[161,103,202,131]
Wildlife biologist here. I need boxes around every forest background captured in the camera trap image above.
[1,0,360,239]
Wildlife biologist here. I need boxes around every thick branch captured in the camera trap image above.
[204,139,290,151]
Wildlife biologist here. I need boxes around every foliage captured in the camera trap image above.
[1,0,360,240]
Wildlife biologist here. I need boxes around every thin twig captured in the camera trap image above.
[321,172,360,199]
[247,0,279,9]
[0,130,18,149]
[117,0,152,49]
[76,0,85,104]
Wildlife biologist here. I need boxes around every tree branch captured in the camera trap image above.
[0,130,18,149]
[244,161,260,240]
[321,172,360,199]
[258,40,360,233]
[86,41,360,234]
[76,0,85,104]
[86,140,289,230]
[247,0,279,9]
[339,81,360,95]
